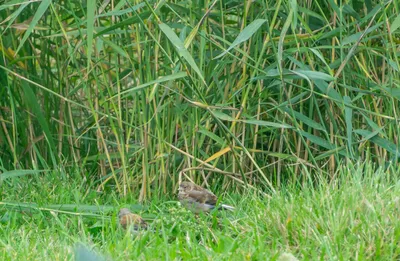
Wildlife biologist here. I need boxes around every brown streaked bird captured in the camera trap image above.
[178,181,235,213]
[118,208,147,231]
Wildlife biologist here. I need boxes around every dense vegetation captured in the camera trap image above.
[1,0,399,259]
[1,0,399,194]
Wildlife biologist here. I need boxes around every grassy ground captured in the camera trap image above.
[1,164,399,260]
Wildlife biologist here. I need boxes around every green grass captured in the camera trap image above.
[1,1,400,259]
[1,163,399,260]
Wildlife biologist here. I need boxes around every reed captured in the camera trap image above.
[0,0,399,196]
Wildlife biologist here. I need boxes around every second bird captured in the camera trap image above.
[118,208,148,232]
[178,181,235,213]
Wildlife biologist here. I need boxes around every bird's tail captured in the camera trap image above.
[218,204,235,211]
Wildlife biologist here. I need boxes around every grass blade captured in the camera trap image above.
[15,0,51,54]
[86,0,96,69]
[159,23,206,85]
[344,96,354,157]
[0,169,47,181]
[215,19,266,59]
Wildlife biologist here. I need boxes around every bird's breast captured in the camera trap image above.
[179,198,215,213]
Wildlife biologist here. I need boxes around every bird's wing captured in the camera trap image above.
[187,189,217,204]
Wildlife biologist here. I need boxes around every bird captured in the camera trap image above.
[118,208,148,231]
[177,181,235,213]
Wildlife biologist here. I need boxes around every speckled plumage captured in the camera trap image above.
[118,208,147,231]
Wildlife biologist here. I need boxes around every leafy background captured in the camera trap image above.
[1,0,399,198]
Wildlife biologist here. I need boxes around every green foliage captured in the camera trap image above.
[0,0,399,195]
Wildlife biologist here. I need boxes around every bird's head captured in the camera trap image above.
[118,208,132,218]
[179,181,193,192]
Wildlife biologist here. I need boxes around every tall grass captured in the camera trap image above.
[0,0,399,197]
